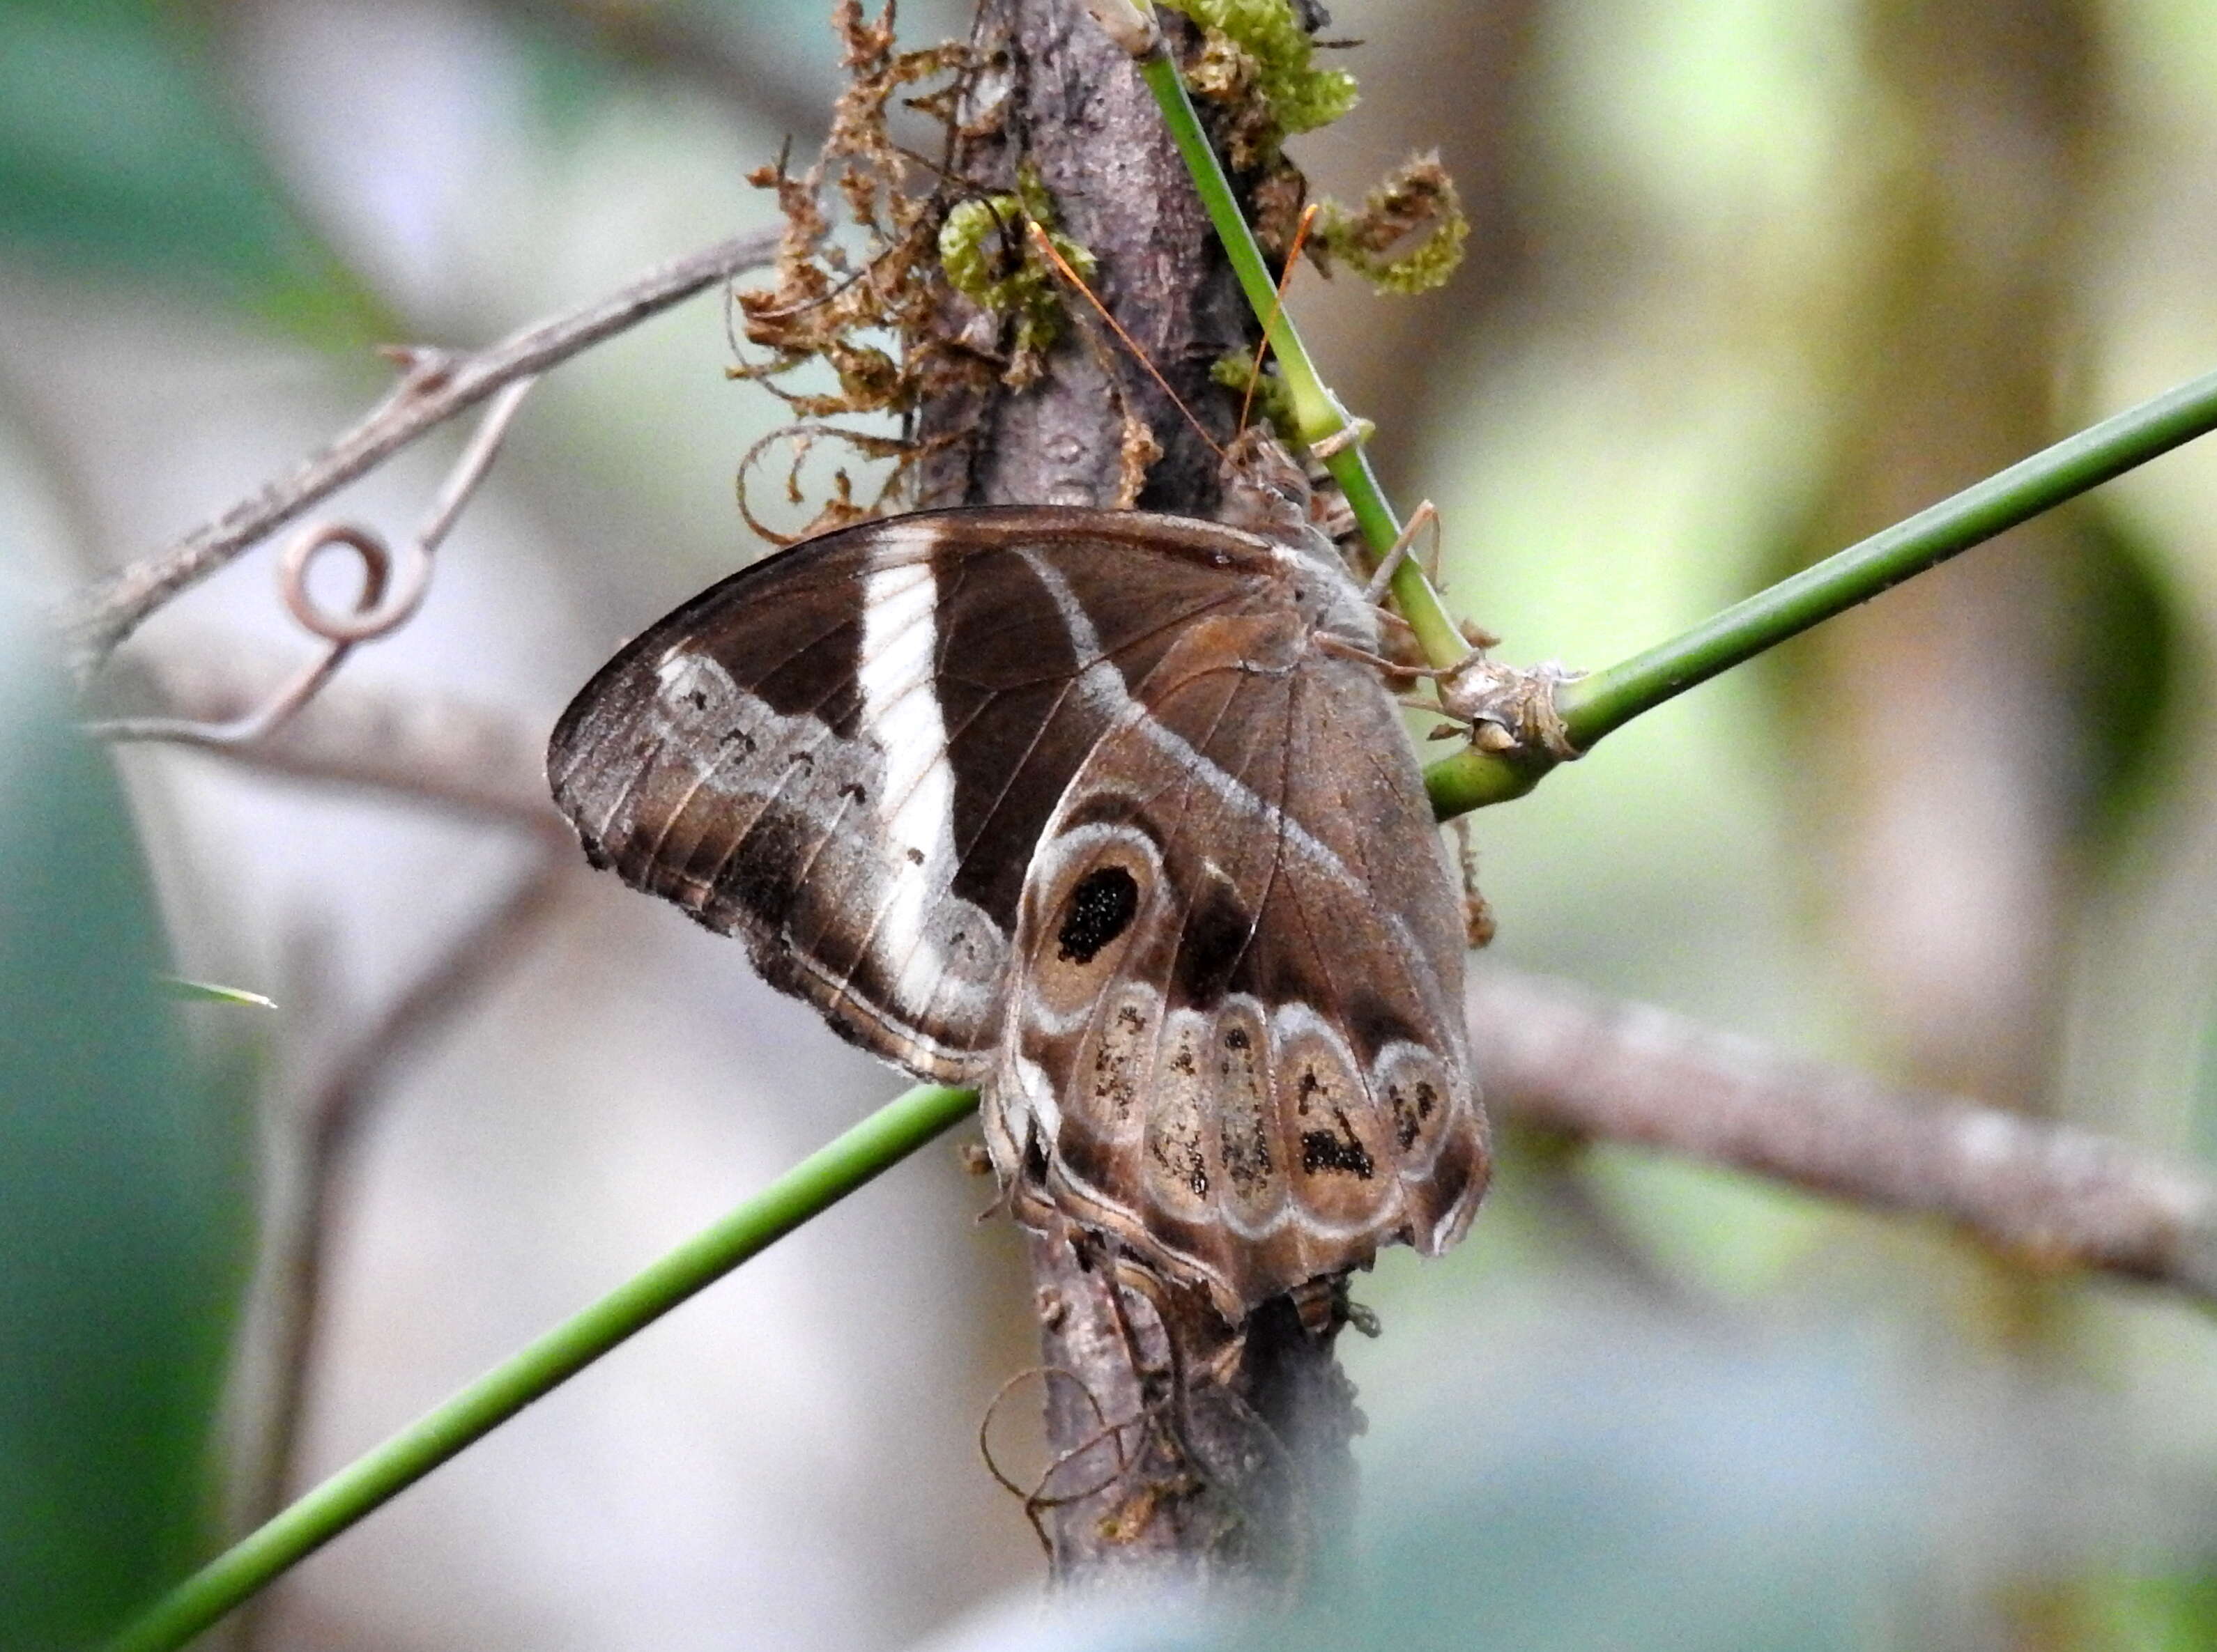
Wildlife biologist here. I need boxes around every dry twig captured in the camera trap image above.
[100,634,552,829]
[91,378,539,749]
[110,640,580,1620]
[1469,968,2217,1304]
[240,860,569,1534]
[59,228,781,676]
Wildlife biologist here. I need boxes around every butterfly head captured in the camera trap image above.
[1214,426,1314,541]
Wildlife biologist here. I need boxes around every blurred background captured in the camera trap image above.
[6,1,2217,1648]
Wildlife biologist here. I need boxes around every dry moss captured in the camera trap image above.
[729,3,1460,539]
[1312,152,1468,295]
[729,4,1112,538]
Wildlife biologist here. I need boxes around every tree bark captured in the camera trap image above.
[919,0,1360,1591]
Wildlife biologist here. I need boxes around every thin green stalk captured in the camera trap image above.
[1132,42,1468,673]
[106,1083,979,1652]
[1128,13,2217,811]
[1558,362,2217,749]
[1118,14,1547,812]
[1420,362,2217,817]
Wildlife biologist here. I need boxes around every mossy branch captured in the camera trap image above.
[106,13,2217,1641]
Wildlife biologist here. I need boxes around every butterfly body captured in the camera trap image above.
[549,452,1488,1316]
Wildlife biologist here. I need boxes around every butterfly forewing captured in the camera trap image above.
[548,509,1285,1081]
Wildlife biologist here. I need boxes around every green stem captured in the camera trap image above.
[1558,364,2217,749]
[1422,362,2217,815]
[1133,43,1468,673]
[1423,743,1544,817]
[106,1083,979,1652]
[1128,15,2217,812]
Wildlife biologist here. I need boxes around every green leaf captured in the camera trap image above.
[2065,504,2179,841]
[0,594,252,1648]
[159,977,277,1010]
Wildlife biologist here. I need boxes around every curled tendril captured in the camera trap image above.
[90,376,537,750]
[735,422,914,547]
[977,1364,1135,1555]
[279,522,426,644]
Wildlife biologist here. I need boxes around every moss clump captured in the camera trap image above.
[1209,353,1296,436]
[1161,0,1358,152]
[1313,153,1468,295]
[937,171,1096,386]
[730,3,978,540]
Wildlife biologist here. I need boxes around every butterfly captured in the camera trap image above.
[546,431,1489,1318]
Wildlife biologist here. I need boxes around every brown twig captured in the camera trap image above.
[468,0,834,142]
[110,635,2217,1315]
[1468,967,2217,1305]
[98,633,554,830]
[91,378,539,749]
[59,228,781,677]
[106,642,581,1637]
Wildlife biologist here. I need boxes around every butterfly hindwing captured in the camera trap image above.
[988,605,1489,1313]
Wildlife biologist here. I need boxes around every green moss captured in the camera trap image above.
[936,170,1096,368]
[1160,0,1358,141]
[1210,352,1296,435]
[1316,200,1467,294]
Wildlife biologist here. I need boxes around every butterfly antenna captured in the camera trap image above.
[1025,219,1223,462]
[1238,201,1321,434]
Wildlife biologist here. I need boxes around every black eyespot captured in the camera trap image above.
[1057,866,1139,964]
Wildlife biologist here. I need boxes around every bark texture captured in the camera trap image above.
[919,0,1360,1591]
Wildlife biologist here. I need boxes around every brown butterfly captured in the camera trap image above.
[547,432,1488,1317]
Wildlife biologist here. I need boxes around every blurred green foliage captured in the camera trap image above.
[0,0,384,340]
[0,595,250,1648]
[2069,510,2186,841]
[2089,1573,2217,1652]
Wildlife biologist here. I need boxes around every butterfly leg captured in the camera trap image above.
[996,1112,1075,1236]
[1360,499,1442,606]
[1315,631,1449,679]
